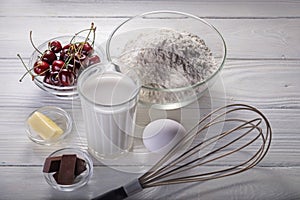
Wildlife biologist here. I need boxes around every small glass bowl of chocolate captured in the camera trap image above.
[43,148,93,191]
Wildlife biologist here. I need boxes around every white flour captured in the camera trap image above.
[116,28,218,104]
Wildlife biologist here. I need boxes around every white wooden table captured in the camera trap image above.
[1,1,300,199]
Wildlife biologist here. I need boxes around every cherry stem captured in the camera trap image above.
[29,31,43,55]
[70,23,96,45]
[38,68,50,76]
[84,22,94,44]
[70,28,91,43]
[91,26,96,47]
[17,54,35,82]
[64,53,73,69]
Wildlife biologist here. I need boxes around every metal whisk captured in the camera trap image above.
[92,104,272,200]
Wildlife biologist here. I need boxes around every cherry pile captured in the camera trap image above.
[18,23,101,87]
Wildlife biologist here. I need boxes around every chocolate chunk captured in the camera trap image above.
[75,158,87,176]
[53,171,59,182]
[43,154,88,185]
[43,156,61,173]
[57,154,77,185]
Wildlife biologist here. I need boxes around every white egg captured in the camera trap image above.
[142,119,186,153]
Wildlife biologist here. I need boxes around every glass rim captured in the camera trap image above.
[77,64,141,108]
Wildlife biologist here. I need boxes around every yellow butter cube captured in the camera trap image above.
[27,111,63,140]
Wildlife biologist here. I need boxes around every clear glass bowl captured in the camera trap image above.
[28,35,106,99]
[106,11,227,109]
[43,147,93,192]
[26,106,72,145]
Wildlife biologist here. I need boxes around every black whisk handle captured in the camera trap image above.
[92,179,143,200]
[92,187,128,200]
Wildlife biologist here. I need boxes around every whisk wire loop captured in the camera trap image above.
[139,104,272,188]
[142,118,264,187]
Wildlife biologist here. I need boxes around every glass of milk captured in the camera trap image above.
[77,64,140,159]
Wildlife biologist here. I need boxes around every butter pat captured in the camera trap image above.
[27,111,63,140]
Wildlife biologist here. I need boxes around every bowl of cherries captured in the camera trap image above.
[19,23,105,99]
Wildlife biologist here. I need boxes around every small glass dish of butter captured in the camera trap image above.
[26,106,72,145]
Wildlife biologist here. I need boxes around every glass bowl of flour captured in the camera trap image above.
[106,11,226,110]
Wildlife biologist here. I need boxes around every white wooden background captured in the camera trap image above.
[1,0,300,199]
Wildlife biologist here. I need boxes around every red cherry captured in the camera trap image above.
[43,71,52,84]
[59,70,75,86]
[50,71,61,86]
[67,63,80,75]
[33,60,50,75]
[52,60,65,72]
[41,50,57,64]
[88,55,101,66]
[71,59,82,69]
[75,52,87,62]
[62,43,71,50]
[81,58,90,68]
[81,42,94,56]
[49,40,62,53]
[43,71,61,86]
[59,49,68,61]
[63,43,77,54]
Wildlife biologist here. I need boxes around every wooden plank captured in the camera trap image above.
[2,17,300,59]
[1,1,300,18]
[221,59,300,109]
[0,166,299,199]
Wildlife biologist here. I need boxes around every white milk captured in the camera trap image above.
[78,69,140,159]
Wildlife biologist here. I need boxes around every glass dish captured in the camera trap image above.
[26,106,72,145]
[106,10,227,109]
[43,147,93,192]
[28,35,106,99]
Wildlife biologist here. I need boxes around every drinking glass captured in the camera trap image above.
[78,63,140,159]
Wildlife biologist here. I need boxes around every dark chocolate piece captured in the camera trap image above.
[75,158,87,176]
[53,172,59,182]
[43,154,88,185]
[43,156,61,173]
[57,154,77,185]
